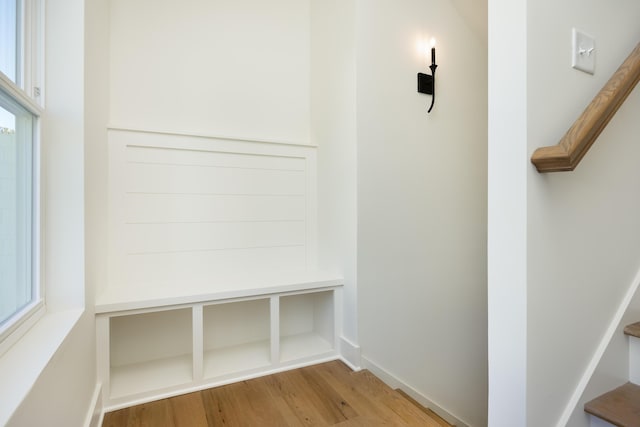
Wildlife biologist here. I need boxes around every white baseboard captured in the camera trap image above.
[339,336,361,370]
[361,356,469,427]
[84,382,104,427]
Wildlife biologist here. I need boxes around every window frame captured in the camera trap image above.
[0,0,44,356]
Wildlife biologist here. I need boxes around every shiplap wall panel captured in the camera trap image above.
[125,246,306,285]
[126,163,305,195]
[108,129,316,289]
[125,222,305,254]
[125,194,305,224]
[126,146,305,171]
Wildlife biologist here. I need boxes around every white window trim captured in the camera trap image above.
[0,82,44,355]
[0,302,45,356]
[20,0,44,104]
[0,0,44,357]
[0,72,42,117]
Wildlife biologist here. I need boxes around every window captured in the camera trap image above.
[0,0,43,353]
[0,0,19,83]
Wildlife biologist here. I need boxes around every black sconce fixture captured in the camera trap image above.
[417,38,437,113]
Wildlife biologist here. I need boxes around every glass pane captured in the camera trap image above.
[0,95,33,327]
[0,0,18,83]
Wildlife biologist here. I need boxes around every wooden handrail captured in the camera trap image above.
[531,42,640,172]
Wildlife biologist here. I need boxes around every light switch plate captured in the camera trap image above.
[572,28,595,74]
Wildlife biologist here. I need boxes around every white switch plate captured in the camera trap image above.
[572,28,595,74]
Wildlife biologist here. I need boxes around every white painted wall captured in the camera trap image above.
[355,0,488,425]
[526,3,640,426]
[6,0,99,424]
[311,0,359,356]
[109,0,311,145]
[487,0,527,424]
[85,0,110,311]
[489,0,640,425]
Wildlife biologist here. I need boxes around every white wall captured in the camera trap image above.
[312,0,359,357]
[109,0,311,145]
[489,0,640,425]
[355,0,488,425]
[7,0,98,424]
[486,0,527,425]
[526,3,640,426]
[85,0,110,308]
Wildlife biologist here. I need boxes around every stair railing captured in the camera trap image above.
[531,42,640,173]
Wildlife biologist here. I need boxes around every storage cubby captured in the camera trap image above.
[203,299,271,378]
[109,308,193,399]
[279,291,335,362]
[96,273,343,409]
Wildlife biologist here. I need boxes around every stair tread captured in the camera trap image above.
[624,322,640,338]
[584,382,640,426]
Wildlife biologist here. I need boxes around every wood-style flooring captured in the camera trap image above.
[102,360,453,426]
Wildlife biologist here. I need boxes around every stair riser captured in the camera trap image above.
[629,337,640,384]
[591,416,616,427]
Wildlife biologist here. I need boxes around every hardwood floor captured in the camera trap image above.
[102,360,452,426]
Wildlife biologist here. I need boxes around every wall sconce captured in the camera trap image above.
[417,38,437,113]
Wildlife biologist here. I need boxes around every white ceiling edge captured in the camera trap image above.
[450,0,488,48]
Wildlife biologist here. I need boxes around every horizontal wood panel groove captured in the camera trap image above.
[125,222,305,254]
[127,161,305,172]
[126,146,305,170]
[531,41,640,172]
[124,194,305,223]
[125,246,307,285]
[126,144,310,159]
[125,192,305,196]
[125,220,305,225]
[127,245,306,256]
[108,125,317,148]
[126,162,305,195]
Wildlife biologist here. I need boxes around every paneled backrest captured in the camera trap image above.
[107,129,317,290]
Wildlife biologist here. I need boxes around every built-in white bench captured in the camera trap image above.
[98,129,339,410]
[96,270,343,410]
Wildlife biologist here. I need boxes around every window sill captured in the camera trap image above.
[0,308,84,426]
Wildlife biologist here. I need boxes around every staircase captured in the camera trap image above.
[584,322,640,426]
